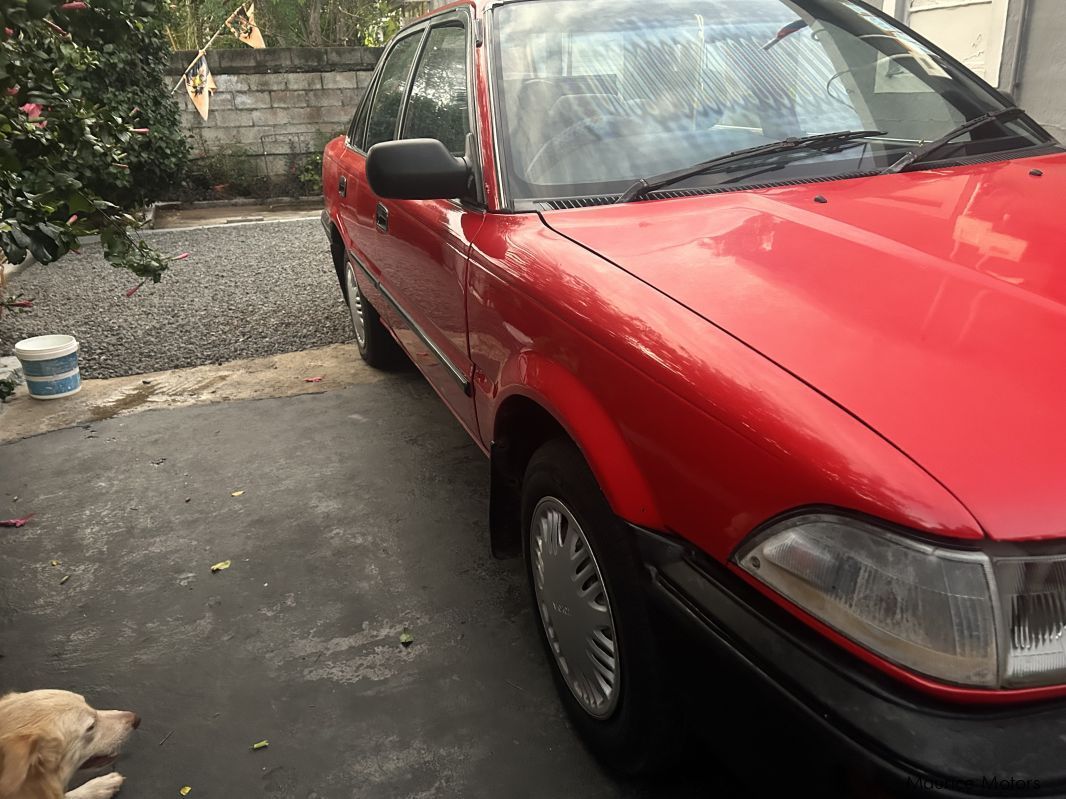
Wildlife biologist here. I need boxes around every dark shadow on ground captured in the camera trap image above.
[0,372,763,798]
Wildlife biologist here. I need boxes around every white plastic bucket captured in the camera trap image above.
[14,335,82,400]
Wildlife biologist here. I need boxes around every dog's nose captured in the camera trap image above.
[130,713,141,730]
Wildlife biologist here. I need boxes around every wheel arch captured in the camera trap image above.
[327,219,348,299]
[488,361,664,559]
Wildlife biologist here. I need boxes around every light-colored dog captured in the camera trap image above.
[0,691,138,799]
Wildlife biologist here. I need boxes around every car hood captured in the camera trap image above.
[542,153,1066,542]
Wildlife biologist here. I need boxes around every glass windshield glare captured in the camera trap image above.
[492,0,1046,202]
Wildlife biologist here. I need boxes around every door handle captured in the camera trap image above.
[375,203,389,233]
[338,175,347,197]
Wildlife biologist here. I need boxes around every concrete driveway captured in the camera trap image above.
[0,361,733,798]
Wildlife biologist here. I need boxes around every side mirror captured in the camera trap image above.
[366,138,472,200]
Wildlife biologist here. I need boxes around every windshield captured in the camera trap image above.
[491,0,1050,203]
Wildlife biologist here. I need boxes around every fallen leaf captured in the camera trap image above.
[179,788,192,797]
[0,513,35,528]
[50,560,59,567]
[210,560,231,573]
[400,628,414,648]
[230,490,244,497]
[252,740,269,750]
[304,377,323,383]
[59,575,70,585]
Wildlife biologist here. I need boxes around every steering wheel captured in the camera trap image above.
[825,53,918,106]
[525,115,635,183]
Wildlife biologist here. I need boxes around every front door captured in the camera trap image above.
[358,14,484,436]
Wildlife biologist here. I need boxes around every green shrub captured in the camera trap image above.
[69,8,189,209]
[0,0,177,281]
[184,146,262,199]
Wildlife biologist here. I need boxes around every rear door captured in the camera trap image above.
[342,29,425,270]
[333,75,375,250]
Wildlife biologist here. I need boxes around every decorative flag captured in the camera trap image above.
[184,53,214,121]
[227,3,266,49]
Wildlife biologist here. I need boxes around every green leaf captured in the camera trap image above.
[8,225,30,249]
[26,0,53,21]
[66,193,95,214]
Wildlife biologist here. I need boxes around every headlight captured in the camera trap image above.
[736,514,1066,689]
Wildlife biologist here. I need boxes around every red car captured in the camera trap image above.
[322,0,1066,793]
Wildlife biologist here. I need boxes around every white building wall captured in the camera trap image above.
[877,0,1009,87]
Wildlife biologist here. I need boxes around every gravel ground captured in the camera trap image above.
[0,218,353,379]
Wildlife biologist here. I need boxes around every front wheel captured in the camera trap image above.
[344,262,405,370]
[521,439,680,774]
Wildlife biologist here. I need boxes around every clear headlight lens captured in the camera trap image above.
[736,514,1066,690]
[996,558,1066,687]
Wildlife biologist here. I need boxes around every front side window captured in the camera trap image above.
[403,24,471,155]
[492,0,1049,202]
[365,32,423,150]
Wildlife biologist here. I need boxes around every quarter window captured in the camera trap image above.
[403,25,471,155]
[365,33,423,150]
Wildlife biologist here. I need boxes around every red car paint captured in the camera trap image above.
[322,0,1066,705]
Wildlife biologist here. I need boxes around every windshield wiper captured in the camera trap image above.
[616,129,885,204]
[882,107,1028,174]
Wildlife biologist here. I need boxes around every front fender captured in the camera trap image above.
[497,351,666,533]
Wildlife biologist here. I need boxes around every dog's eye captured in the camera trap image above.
[86,721,96,734]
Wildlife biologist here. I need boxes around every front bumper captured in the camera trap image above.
[632,526,1066,798]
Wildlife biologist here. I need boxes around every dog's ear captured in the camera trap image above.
[0,734,37,797]
[0,733,63,797]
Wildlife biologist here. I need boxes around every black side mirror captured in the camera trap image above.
[366,138,472,200]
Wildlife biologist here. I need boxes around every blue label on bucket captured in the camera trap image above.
[20,352,79,378]
[26,371,81,397]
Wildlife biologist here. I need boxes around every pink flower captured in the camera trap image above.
[3,29,14,38]
[60,2,89,9]
[125,282,145,298]
[131,128,149,134]
[173,252,190,261]
[18,102,47,128]
[4,87,18,96]
[67,214,78,225]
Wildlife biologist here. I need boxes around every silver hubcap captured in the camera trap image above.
[346,265,366,348]
[530,497,620,718]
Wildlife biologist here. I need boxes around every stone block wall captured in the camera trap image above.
[165,47,382,182]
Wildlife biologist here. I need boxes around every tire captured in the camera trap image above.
[521,438,680,775]
[343,260,406,370]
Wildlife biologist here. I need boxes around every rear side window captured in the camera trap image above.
[403,25,470,156]
[365,33,423,150]
[348,85,373,150]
